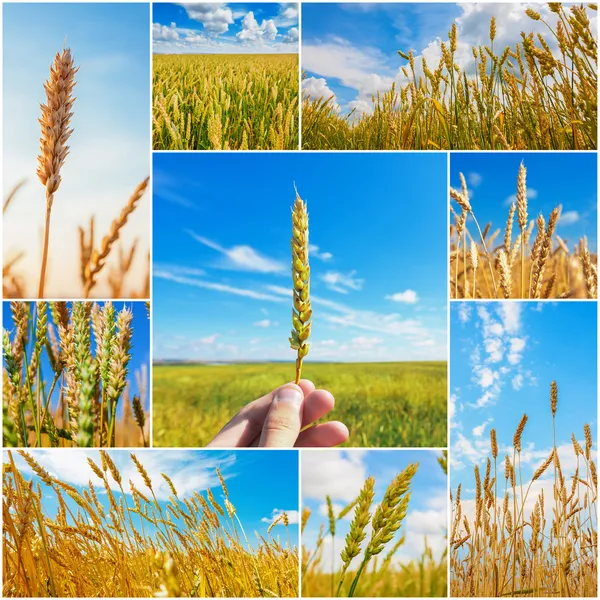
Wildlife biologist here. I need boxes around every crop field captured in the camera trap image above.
[152,362,447,448]
[450,162,597,299]
[2,450,298,597]
[3,301,149,448]
[153,54,299,150]
[302,453,448,597]
[302,4,597,150]
[451,383,597,597]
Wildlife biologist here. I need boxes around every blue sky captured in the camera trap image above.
[6,448,299,544]
[3,2,150,297]
[302,3,598,115]
[302,449,447,570]
[450,302,597,520]
[2,302,150,416]
[451,153,598,252]
[153,152,447,363]
[153,2,298,53]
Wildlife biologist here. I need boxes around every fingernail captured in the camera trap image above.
[274,387,303,407]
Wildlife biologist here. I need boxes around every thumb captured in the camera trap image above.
[258,384,304,447]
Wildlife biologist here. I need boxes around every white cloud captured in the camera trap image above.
[559,211,580,226]
[321,270,364,294]
[348,99,373,116]
[302,77,340,111]
[472,418,493,437]
[153,22,179,41]
[199,334,219,344]
[468,172,482,187]
[458,303,472,324]
[309,244,334,261]
[498,302,521,334]
[512,373,524,390]
[261,508,300,525]
[351,336,383,349]
[386,289,418,304]
[253,319,274,328]
[505,188,538,206]
[187,230,285,273]
[477,367,497,389]
[237,12,278,43]
[302,451,367,502]
[154,268,286,302]
[283,27,299,43]
[183,3,234,35]
[507,337,526,365]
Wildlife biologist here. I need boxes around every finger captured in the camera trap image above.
[258,384,304,447]
[208,380,315,447]
[302,389,335,427]
[294,422,349,447]
[248,388,334,447]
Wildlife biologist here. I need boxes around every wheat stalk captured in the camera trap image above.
[289,188,311,384]
[36,47,78,298]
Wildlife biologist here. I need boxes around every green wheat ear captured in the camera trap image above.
[289,188,311,384]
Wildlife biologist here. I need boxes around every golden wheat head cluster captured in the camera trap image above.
[303,4,597,150]
[302,460,448,597]
[3,301,149,448]
[450,163,597,299]
[451,381,597,597]
[2,452,298,597]
[3,44,149,299]
[153,54,299,150]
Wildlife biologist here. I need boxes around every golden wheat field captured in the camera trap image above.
[451,383,598,597]
[153,54,299,150]
[152,362,447,448]
[302,452,448,597]
[302,4,597,150]
[3,301,150,448]
[450,162,597,299]
[2,450,298,597]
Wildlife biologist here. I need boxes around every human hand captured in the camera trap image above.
[207,379,349,448]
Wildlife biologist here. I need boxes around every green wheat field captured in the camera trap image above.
[152,362,447,447]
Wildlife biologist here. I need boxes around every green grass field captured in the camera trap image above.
[152,362,447,447]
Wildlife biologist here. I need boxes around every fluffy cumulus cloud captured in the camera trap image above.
[183,3,234,35]
[237,12,278,43]
[153,3,299,53]
[153,22,179,41]
[303,77,340,111]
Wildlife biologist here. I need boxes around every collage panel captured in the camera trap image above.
[449,301,598,597]
[3,1,151,299]
[3,448,299,597]
[152,151,447,449]
[301,449,448,597]
[450,152,598,300]
[152,2,300,150]
[3,301,150,448]
[301,2,597,150]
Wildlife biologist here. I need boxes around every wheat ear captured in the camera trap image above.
[289,188,311,384]
[36,47,78,298]
[83,177,149,298]
[516,163,528,297]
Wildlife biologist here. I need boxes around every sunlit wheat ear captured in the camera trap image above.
[37,47,78,298]
[289,189,311,384]
[366,463,419,558]
[340,476,375,575]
